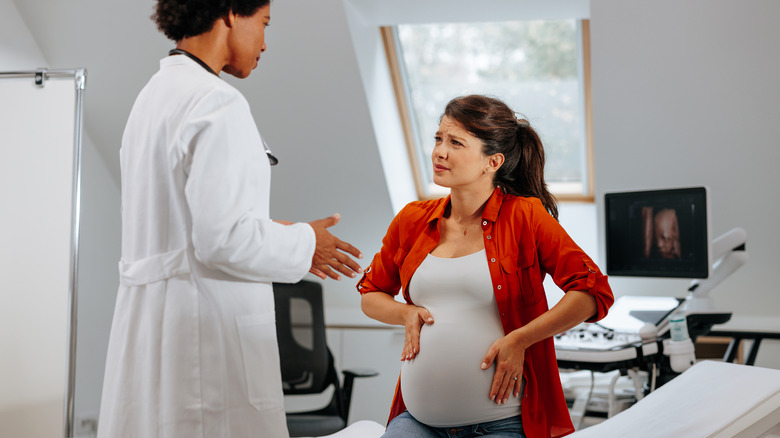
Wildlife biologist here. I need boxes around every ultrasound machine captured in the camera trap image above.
[554,187,748,421]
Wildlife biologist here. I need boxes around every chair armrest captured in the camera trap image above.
[342,368,379,379]
[339,369,379,422]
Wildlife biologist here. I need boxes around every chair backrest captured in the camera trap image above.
[273,280,331,395]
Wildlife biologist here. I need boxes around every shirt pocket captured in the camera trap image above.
[499,248,544,307]
[393,246,409,266]
[235,312,285,411]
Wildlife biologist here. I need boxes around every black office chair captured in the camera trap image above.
[273,280,378,437]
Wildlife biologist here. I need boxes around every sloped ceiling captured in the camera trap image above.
[13,0,171,181]
[13,0,383,190]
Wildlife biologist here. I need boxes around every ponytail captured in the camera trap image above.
[497,120,558,220]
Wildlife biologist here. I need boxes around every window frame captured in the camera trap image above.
[380,20,595,203]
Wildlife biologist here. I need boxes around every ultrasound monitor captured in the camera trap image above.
[605,187,710,279]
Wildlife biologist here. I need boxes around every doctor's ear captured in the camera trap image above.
[224,11,237,28]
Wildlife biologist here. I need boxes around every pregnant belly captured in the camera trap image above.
[400,319,521,427]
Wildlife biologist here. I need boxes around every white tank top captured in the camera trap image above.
[400,249,521,427]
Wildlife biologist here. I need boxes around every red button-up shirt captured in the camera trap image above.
[357,188,614,438]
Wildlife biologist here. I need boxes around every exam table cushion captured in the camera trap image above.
[570,360,780,438]
[303,420,385,438]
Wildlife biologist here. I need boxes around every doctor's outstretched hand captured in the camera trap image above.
[308,214,363,280]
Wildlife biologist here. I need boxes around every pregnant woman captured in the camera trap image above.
[357,95,613,438]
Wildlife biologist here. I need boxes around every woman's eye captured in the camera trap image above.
[434,136,442,143]
[452,140,463,146]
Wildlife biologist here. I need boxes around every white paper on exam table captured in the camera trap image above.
[304,420,385,438]
[569,360,780,438]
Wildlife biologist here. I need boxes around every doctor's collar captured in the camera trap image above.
[169,48,219,77]
[169,48,279,166]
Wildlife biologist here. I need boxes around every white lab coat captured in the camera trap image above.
[97,56,315,438]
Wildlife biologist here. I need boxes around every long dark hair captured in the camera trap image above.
[443,95,558,220]
[152,0,271,41]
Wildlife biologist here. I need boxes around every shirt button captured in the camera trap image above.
[482,220,488,226]
[486,235,492,240]
[497,285,502,290]
[491,258,496,263]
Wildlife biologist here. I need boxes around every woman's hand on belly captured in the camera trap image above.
[480,331,528,405]
[401,305,434,361]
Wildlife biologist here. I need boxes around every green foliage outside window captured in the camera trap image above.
[395,20,588,197]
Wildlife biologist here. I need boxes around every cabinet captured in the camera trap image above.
[695,336,742,363]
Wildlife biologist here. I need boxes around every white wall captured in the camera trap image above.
[590,0,780,367]
[0,0,121,433]
[0,0,43,68]
[73,133,121,430]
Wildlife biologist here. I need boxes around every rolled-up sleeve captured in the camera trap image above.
[357,208,405,296]
[532,200,613,322]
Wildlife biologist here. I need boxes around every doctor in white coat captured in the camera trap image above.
[97,1,363,437]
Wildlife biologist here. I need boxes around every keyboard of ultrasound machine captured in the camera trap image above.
[554,325,646,351]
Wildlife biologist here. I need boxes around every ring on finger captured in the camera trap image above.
[511,376,518,381]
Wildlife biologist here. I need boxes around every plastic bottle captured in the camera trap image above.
[665,312,696,373]
[669,313,690,342]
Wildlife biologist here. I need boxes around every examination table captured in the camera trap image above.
[305,360,780,437]
[304,420,385,438]
[570,360,780,437]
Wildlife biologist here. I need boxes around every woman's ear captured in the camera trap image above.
[487,153,505,173]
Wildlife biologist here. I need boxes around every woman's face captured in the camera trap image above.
[431,116,495,190]
[223,4,271,78]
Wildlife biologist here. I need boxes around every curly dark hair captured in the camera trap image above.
[152,0,271,41]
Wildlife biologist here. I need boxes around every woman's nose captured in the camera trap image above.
[432,144,445,159]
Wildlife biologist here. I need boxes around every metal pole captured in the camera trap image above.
[64,67,86,438]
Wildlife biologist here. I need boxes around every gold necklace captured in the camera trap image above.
[452,216,472,236]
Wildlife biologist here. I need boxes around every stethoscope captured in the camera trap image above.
[169,48,279,166]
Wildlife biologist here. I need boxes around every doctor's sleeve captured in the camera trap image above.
[183,88,315,283]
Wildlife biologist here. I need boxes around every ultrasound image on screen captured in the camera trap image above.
[605,187,709,278]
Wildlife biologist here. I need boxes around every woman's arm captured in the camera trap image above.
[361,292,434,361]
[532,199,614,322]
[480,290,596,404]
[506,289,597,352]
